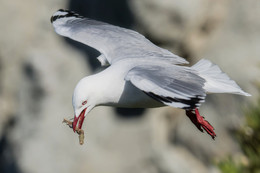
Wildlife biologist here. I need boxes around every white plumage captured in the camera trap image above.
[192,59,250,96]
[51,9,250,139]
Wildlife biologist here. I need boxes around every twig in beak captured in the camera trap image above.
[62,118,84,145]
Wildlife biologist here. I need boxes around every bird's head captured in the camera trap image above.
[72,77,96,132]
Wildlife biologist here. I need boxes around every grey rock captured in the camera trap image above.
[0,0,259,173]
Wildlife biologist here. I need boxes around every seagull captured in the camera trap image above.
[51,9,251,139]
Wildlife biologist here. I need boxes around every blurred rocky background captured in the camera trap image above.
[0,0,259,173]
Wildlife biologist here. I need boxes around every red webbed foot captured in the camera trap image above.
[186,108,216,139]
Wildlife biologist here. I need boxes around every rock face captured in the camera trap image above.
[0,0,259,173]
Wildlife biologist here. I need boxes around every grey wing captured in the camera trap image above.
[125,65,207,109]
[51,9,188,66]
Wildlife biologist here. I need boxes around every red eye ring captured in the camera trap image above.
[82,100,87,105]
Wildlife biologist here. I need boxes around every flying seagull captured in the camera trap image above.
[51,9,250,139]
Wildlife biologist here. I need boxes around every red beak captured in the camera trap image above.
[72,108,87,132]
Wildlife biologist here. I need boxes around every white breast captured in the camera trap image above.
[95,61,164,108]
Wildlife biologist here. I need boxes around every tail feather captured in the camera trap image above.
[192,59,251,96]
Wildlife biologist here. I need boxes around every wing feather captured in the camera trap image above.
[125,65,206,109]
[51,9,188,66]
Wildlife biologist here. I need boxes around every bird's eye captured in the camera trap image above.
[82,100,87,105]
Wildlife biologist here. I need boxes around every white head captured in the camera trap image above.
[72,76,97,131]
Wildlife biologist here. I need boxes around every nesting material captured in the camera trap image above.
[62,118,84,145]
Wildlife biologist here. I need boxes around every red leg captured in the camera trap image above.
[186,108,216,139]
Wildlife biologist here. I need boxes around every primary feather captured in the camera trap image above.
[125,64,206,109]
[51,9,251,140]
[51,9,188,66]
[51,9,250,112]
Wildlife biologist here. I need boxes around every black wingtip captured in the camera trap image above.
[144,91,204,110]
[50,15,54,23]
[58,9,66,12]
[50,9,84,23]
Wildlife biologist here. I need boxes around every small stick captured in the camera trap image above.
[62,118,84,145]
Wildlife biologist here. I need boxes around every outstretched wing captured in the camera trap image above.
[125,64,206,109]
[51,9,188,66]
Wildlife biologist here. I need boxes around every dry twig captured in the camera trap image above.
[62,118,84,145]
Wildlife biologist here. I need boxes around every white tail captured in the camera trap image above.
[192,59,251,96]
